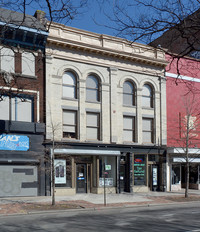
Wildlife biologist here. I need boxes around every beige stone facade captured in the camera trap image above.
[46,22,167,195]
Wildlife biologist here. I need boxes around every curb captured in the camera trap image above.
[0,200,200,217]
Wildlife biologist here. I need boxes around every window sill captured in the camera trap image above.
[62,97,78,101]
[85,140,102,143]
[62,138,80,142]
[17,73,37,79]
[142,143,155,146]
[123,105,136,108]
[123,142,138,145]
[142,107,154,110]
[86,101,101,104]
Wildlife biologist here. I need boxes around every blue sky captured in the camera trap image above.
[25,0,118,37]
[7,0,200,43]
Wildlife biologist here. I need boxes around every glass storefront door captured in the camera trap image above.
[76,164,87,193]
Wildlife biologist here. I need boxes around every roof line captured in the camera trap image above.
[0,21,48,35]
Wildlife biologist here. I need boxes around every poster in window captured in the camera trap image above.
[54,159,66,184]
[152,167,157,186]
[134,155,146,185]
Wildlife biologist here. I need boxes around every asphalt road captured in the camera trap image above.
[1,203,200,231]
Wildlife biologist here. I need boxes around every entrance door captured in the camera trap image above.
[119,164,126,192]
[76,164,87,193]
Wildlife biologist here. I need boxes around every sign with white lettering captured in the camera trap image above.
[0,134,29,151]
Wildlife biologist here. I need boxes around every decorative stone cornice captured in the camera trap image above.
[47,22,168,68]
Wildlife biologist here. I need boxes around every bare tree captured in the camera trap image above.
[97,0,200,70]
[0,0,88,26]
[45,104,62,205]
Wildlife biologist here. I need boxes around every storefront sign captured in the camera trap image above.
[152,167,158,186]
[0,134,29,151]
[105,165,111,171]
[54,159,66,184]
[99,178,113,186]
[134,155,146,185]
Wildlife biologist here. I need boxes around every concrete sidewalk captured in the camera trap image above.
[0,190,200,216]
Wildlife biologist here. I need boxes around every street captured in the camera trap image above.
[0,203,200,231]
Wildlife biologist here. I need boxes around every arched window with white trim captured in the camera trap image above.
[86,75,100,102]
[62,71,77,99]
[123,81,136,106]
[142,84,154,108]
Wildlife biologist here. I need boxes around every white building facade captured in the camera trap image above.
[45,23,167,195]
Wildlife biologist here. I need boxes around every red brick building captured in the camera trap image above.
[0,8,48,196]
[166,55,200,191]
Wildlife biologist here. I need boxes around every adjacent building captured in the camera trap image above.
[45,23,167,195]
[0,9,48,196]
[152,9,200,191]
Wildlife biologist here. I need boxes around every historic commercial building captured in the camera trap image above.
[0,9,48,196]
[45,23,167,195]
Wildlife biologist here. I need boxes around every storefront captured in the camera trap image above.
[132,153,163,192]
[167,148,200,191]
[51,148,121,195]
[48,144,165,196]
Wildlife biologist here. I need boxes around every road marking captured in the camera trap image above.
[186,229,200,232]
[163,214,174,217]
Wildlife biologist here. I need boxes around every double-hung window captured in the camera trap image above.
[86,112,100,140]
[1,47,14,73]
[0,95,33,122]
[142,118,154,143]
[123,116,135,142]
[63,110,77,139]
[22,52,35,76]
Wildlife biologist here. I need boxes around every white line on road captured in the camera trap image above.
[186,229,200,232]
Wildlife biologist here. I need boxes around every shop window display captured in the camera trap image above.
[99,156,116,187]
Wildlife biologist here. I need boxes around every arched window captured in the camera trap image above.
[62,71,77,99]
[142,84,153,108]
[86,75,100,102]
[123,81,135,106]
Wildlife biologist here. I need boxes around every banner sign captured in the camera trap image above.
[0,134,29,151]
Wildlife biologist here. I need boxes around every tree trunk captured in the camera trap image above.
[185,114,190,198]
[51,147,55,206]
[185,162,189,198]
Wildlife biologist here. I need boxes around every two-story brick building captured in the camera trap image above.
[45,23,168,195]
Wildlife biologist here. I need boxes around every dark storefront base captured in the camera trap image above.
[0,120,46,197]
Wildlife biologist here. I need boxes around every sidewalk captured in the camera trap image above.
[0,190,200,216]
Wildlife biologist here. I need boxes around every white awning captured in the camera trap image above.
[53,149,121,156]
[173,158,200,163]
[168,147,200,154]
